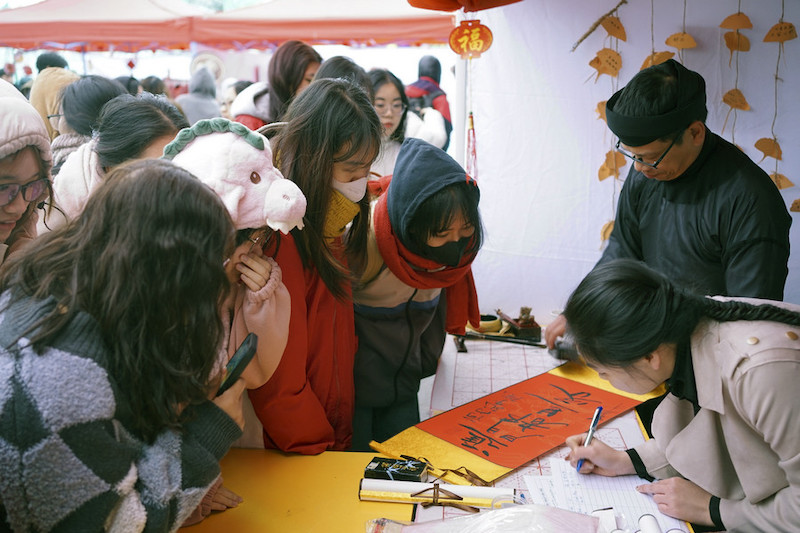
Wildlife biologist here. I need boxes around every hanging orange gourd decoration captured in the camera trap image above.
[640,51,674,70]
[664,0,696,64]
[665,32,697,50]
[596,100,608,122]
[723,88,750,111]
[755,138,783,162]
[589,48,622,81]
[771,173,794,190]
[601,16,627,41]
[598,151,627,181]
[449,19,493,59]
[720,12,753,30]
[721,88,750,135]
[723,32,751,64]
[600,221,615,243]
[764,21,798,43]
[721,11,752,67]
[719,5,752,143]
[569,0,629,248]
[760,2,795,198]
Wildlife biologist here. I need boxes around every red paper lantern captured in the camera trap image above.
[449,19,493,58]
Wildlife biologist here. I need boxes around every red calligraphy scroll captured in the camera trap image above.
[416,373,640,469]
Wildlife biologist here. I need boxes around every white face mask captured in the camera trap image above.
[331,176,368,203]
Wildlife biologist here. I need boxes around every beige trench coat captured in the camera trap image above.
[634,298,800,532]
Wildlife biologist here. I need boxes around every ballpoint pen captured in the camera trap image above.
[576,406,603,472]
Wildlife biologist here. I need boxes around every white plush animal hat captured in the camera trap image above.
[163,118,305,234]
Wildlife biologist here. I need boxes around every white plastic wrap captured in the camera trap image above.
[366,503,599,533]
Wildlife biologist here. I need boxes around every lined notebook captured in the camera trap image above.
[524,458,690,532]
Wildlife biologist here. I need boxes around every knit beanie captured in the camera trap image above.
[0,79,52,172]
[163,118,306,233]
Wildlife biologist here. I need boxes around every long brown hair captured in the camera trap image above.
[273,78,381,299]
[267,40,322,123]
[0,159,235,442]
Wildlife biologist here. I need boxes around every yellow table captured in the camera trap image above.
[187,449,413,532]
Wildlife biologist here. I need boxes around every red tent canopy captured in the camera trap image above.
[0,0,455,51]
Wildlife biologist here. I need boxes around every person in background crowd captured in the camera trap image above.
[563,259,800,533]
[141,75,168,96]
[0,79,53,265]
[35,51,68,72]
[28,66,79,141]
[246,78,382,454]
[0,67,13,84]
[231,81,269,130]
[406,55,452,150]
[314,56,373,100]
[49,75,127,176]
[115,75,141,96]
[266,40,322,124]
[14,76,34,99]
[220,79,253,120]
[0,159,245,532]
[175,67,221,125]
[41,92,188,231]
[350,139,483,450]
[368,68,446,177]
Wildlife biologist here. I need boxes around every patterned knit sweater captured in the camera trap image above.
[0,293,242,532]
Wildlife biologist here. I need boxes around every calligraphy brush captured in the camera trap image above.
[454,331,579,361]
[456,331,547,347]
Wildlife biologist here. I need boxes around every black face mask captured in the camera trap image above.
[424,237,471,267]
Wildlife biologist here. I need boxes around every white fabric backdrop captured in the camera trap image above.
[465,0,800,327]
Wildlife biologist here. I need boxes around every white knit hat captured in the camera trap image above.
[0,79,52,174]
[163,118,305,234]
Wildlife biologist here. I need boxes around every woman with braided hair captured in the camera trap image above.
[563,259,800,532]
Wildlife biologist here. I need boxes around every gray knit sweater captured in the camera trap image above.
[0,292,242,532]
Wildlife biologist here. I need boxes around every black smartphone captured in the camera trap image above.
[216,332,258,396]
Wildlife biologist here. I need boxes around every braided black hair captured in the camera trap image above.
[564,258,799,367]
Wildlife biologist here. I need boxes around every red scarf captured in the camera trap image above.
[373,187,480,336]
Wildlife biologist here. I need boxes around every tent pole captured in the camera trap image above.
[453,11,468,169]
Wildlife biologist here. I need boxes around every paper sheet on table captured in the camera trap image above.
[524,459,690,532]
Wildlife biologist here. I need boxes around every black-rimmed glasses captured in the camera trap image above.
[615,129,684,170]
[0,178,48,207]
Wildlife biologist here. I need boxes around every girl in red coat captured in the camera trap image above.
[248,78,382,453]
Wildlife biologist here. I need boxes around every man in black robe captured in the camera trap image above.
[547,59,790,349]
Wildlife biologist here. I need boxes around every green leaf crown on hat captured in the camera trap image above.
[162,117,264,160]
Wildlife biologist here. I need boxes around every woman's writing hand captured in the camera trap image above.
[565,433,636,476]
